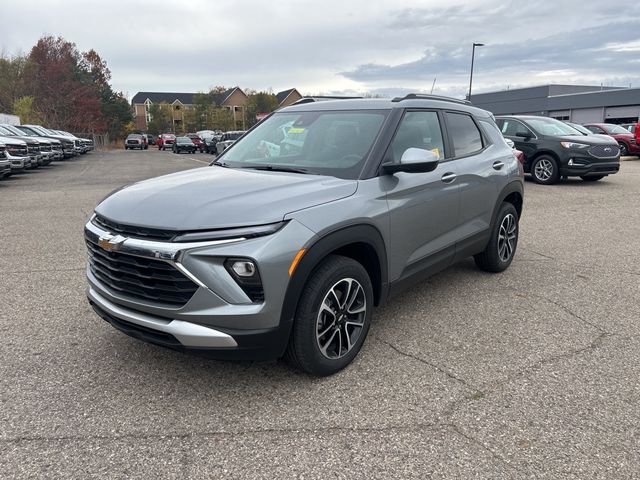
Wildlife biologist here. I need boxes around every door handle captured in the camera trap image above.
[492,161,505,170]
[441,172,457,183]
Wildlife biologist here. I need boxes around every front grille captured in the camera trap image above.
[7,145,28,156]
[41,145,52,152]
[126,140,139,144]
[86,237,198,307]
[93,215,177,241]
[52,144,62,151]
[27,145,40,154]
[589,145,619,158]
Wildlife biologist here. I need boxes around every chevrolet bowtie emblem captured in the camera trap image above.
[98,234,126,252]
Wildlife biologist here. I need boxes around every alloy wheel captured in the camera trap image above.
[534,158,554,182]
[316,278,367,359]
[497,213,517,262]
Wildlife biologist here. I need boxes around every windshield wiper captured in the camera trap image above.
[211,160,230,167]
[242,165,308,174]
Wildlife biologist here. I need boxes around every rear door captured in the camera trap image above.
[381,110,460,282]
[445,113,511,256]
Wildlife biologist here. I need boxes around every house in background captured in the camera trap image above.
[131,87,248,131]
[276,88,303,108]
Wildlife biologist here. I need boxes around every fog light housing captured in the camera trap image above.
[231,260,256,277]
[224,258,264,303]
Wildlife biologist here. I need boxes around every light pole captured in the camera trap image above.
[468,42,484,102]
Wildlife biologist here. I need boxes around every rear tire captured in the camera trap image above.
[285,255,373,376]
[581,175,605,182]
[531,155,559,185]
[474,202,519,273]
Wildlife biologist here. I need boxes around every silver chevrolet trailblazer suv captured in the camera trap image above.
[85,94,524,376]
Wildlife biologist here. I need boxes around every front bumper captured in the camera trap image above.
[560,159,620,177]
[84,217,315,359]
[557,147,620,177]
[63,147,76,158]
[6,152,32,169]
[8,156,25,172]
[0,160,10,177]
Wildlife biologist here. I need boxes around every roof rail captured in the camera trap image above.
[391,93,471,105]
[292,95,363,105]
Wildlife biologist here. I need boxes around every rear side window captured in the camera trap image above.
[445,112,483,157]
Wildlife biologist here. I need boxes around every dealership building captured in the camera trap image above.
[470,84,640,124]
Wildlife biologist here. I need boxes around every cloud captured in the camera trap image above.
[1,0,639,99]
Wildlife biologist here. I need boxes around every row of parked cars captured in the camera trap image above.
[0,124,93,180]
[124,130,246,156]
[498,116,634,185]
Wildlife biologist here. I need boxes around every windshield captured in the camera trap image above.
[15,126,38,136]
[177,137,191,143]
[566,123,591,135]
[602,124,629,134]
[219,110,388,179]
[28,125,49,135]
[0,126,14,136]
[527,118,583,136]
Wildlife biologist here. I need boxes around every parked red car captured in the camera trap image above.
[622,123,640,149]
[186,133,204,153]
[583,123,640,156]
[156,133,176,151]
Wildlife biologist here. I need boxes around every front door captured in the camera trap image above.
[381,110,460,282]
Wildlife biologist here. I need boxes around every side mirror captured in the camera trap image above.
[383,148,439,174]
[515,131,531,139]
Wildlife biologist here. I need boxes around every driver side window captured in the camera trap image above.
[389,111,445,162]
[501,120,531,137]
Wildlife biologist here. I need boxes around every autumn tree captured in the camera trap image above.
[0,36,131,136]
[244,90,278,128]
[13,96,41,124]
[147,102,173,134]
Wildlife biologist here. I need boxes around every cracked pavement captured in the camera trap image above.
[1,151,639,478]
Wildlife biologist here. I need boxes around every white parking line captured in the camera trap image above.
[185,156,211,164]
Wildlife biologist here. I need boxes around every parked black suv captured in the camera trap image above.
[496,116,620,184]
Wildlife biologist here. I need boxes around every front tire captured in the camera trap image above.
[531,155,559,185]
[618,142,628,156]
[474,202,519,273]
[286,255,373,376]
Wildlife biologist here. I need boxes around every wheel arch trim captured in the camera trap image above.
[278,224,389,352]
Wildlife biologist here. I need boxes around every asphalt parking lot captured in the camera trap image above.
[1,150,639,478]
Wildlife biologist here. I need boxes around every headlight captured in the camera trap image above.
[560,142,589,149]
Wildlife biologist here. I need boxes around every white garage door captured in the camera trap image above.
[570,108,604,123]
[605,105,640,120]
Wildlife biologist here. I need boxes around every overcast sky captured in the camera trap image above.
[2,0,640,100]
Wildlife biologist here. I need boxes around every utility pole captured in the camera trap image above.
[468,42,485,102]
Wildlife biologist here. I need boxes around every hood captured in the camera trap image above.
[8,135,39,146]
[95,166,357,231]
[0,135,26,146]
[555,134,618,146]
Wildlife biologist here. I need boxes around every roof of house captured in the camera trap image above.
[131,88,243,106]
[131,92,196,105]
[276,88,299,104]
